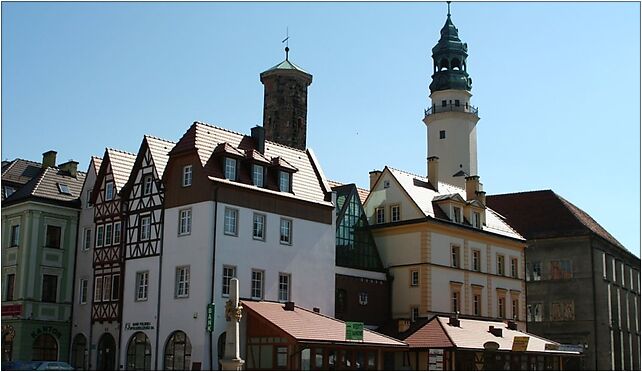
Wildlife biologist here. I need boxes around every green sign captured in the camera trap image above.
[206,304,215,333]
[345,322,364,341]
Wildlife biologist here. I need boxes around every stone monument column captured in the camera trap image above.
[220,278,245,371]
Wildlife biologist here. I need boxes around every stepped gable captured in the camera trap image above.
[487,190,627,251]
[385,167,522,240]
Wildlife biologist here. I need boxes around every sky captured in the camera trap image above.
[1,1,640,257]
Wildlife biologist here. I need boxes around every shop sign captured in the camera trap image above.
[124,322,154,331]
[545,343,559,351]
[345,321,363,341]
[31,326,61,339]
[428,349,444,371]
[206,304,214,333]
[2,304,22,316]
[558,344,583,353]
[511,336,529,352]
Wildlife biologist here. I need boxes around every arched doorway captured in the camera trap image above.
[217,332,226,370]
[126,332,151,370]
[32,334,58,361]
[163,331,191,370]
[2,326,15,361]
[71,334,87,370]
[97,333,116,370]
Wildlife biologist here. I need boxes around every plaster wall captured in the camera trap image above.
[376,231,422,267]
[364,172,424,225]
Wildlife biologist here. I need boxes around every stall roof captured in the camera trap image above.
[242,301,406,348]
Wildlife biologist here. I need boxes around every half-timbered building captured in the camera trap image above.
[89,148,136,370]
[118,136,175,371]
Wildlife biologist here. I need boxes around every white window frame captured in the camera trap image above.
[105,223,113,246]
[224,208,238,236]
[252,213,266,241]
[472,211,481,228]
[511,257,519,278]
[94,276,102,303]
[175,266,190,298]
[279,171,291,193]
[182,165,192,187]
[472,250,481,272]
[140,215,152,240]
[83,228,92,251]
[497,255,505,276]
[222,265,236,298]
[376,207,385,224]
[279,218,292,245]
[102,275,111,302]
[136,271,149,302]
[224,157,237,180]
[105,182,114,201]
[410,270,419,287]
[86,190,93,208]
[113,221,121,244]
[532,261,542,281]
[473,293,481,316]
[252,164,264,187]
[278,273,291,302]
[453,206,462,223]
[143,174,153,195]
[251,270,264,300]
[391,205,400,222]
[178,209,192,236]
[451,245,460,268]
[79,279,88,304]
[96,225,104,248]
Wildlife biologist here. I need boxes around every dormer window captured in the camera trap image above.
[224,158,237,181]
[472,211,481,228]
[279,171,291,193]
[182,165,192,187]
[252,164,264,187]
[105,182,114,201]
[453,206,462,223]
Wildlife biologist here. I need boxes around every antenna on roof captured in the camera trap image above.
[447,1,451,17]
[282,26,290,60]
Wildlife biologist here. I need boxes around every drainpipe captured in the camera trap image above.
[68,209,81,363]
[154,196,167,370]
[209,185,220,370]
[589,241,599,370]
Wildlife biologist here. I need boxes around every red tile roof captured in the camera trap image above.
[486,190,626,251]
[242,301,405,347]
[404,317,454,349]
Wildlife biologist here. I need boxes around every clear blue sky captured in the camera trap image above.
[2,2,640,257]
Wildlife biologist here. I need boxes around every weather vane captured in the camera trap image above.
[282,27,290,60]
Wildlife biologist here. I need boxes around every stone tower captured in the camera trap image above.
[260,47,313,150]
[423,5,480,189]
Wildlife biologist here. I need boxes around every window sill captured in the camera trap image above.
[178,232,191,237]
[223,232,238,237]
[252,237,266,242]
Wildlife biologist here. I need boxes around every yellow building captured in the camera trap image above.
[364,167,526,328]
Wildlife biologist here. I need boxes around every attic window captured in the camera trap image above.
[453,206,462,223]
[57,183,71,195]
[383,180,390,189]
[4,186,15,198]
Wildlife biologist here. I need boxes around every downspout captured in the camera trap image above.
[589,239,599,370]
[68,209,81,363]
[154,196,166,370]
[209,185,220,370]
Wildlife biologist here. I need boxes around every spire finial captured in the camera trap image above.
[447,1,451,17]
[282,27,290,60]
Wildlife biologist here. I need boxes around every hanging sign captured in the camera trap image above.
[345,321,364,341]
[511,336,530,352]
[206,303,215,333]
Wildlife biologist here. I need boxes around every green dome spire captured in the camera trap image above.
[429,4,472,93]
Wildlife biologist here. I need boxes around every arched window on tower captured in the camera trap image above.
[451,58,461,71]
[439,58,449,71]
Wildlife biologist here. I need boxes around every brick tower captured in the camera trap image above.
[259,47,313,150]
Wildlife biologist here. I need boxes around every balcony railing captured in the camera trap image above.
[425,103,479,117]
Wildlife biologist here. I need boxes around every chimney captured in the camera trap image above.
[398,319,411,333]
[489,326,503,337]
[428,156,439,191]
[59,160,79,178]
[42,151,57,168]
[448,315,460,327]
[251,125,265,154]
[369,170,382,190]
[475,190,487,205]
[313,307,320,313]
[507,320,517,330]
[284,301,295,311]
[465,175,480,201]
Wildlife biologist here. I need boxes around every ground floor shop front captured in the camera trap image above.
[1,319,70,362]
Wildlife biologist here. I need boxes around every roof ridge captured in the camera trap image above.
[387,166,426,180]
[1,159,18,177]
[264,139,308,153]
[107,147,137,157]
[485,207,522,238]
[90,156,103,161]
[193,121,245,137]
[487,189,553,198]
[144,134,177,144]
